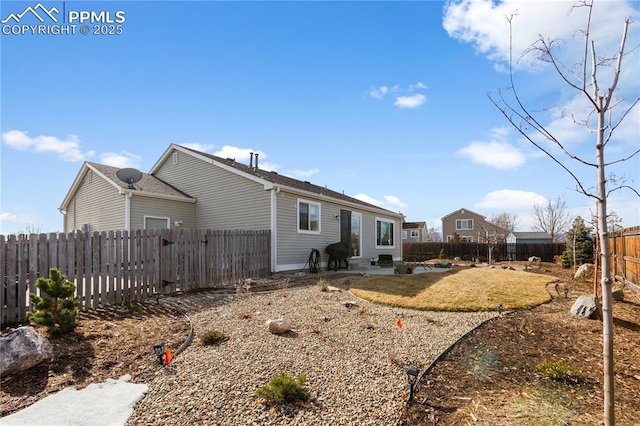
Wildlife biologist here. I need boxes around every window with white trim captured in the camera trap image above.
[456,219,473,230]
[410,230,419,238]
[402,231,408,239]
[376,218,395,247]
[297,199,320,233]
[144,216,170,229]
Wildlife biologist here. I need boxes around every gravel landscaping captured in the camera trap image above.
[126,282,497,425]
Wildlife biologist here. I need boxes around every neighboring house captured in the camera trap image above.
[60,144,404,272]
[441,208,509,243]
[402,221,428,243]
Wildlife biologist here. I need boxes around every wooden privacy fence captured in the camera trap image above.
[1,229,271,326]
[609,226,640,287]
[404,242,566,263]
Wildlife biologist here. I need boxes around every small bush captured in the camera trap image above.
[536,359,585,384]
[201,330,229,346]
[27,268,80,336]
[256,372,310,404]
[438,248,446,259]
[558,251,572,269]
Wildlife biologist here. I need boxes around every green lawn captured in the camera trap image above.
[349,267,557,311]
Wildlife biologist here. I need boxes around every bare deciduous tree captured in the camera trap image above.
[532,196,571,242]
[489,2,639,424]
[489,212,519,233]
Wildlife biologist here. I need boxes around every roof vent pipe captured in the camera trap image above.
[250,152,254,168]
[255,153,259,169]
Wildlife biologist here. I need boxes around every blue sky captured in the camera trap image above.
[1,0,639,236]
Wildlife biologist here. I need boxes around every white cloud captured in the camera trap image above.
[458,127,526,170]
[384,195,408,209]
[474,189,547,231]
[353,193,381,206]
[100,151,141,168]
[0,212,37,235]
[1,130,94,162]
[289,168,320,179]
[352,193,408,212]
[179,143,217,152]
[394,94,426,109]
[408,81,427,91]
[369,86,389,99]
[443,0,639,72]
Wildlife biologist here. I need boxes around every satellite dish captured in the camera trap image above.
[116,168,143,189]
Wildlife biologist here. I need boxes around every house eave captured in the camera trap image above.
[273,184,403,219]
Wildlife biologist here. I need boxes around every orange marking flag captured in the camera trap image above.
[163,350,174,365]
[396,317,403,329]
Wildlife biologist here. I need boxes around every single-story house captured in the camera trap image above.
[402,221,428,243]
[59,144,404,272]
[506,232,552,244]
[441,208,510,243]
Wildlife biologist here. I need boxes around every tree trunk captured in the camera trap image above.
[596,96,614,425]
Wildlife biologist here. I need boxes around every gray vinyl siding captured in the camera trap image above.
[130,196,195,230]
[275,191,342,267]
[65,172,124,232]
[274,191,402,269]
[154,151,271,229]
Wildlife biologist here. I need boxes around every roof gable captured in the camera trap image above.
[60,162,194,210]
[441,208,486,221]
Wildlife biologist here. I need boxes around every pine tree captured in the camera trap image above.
[564,217,595,267]
[28,268,80,336]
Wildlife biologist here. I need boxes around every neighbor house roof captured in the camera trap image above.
[510,232,552,240]
[441,208,486,220]
[403,221,426,229]
[151,144,403,218]
[59,162,195,210]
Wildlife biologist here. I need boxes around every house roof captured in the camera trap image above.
[441,208,486,220]
[510,231,552,240]
[59,162,195,210]
[151,144,403,218]
[403,221,426,229]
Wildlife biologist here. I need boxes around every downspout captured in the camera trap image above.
[124,191,132,232]
[270,187,279,272]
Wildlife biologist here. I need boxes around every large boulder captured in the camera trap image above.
[0,326,53,377]
[266,318,293,335]
[570,296,601,320]
[574,263,594,280]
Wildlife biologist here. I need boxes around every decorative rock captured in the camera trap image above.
[266,318,292,334]
[574,263,594,280]
[612,289,624,301]
[570,295,601,320]
[342,301,359,309]
[0,326,53,377]
[325,286,342,292]
[528,256,541,262]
